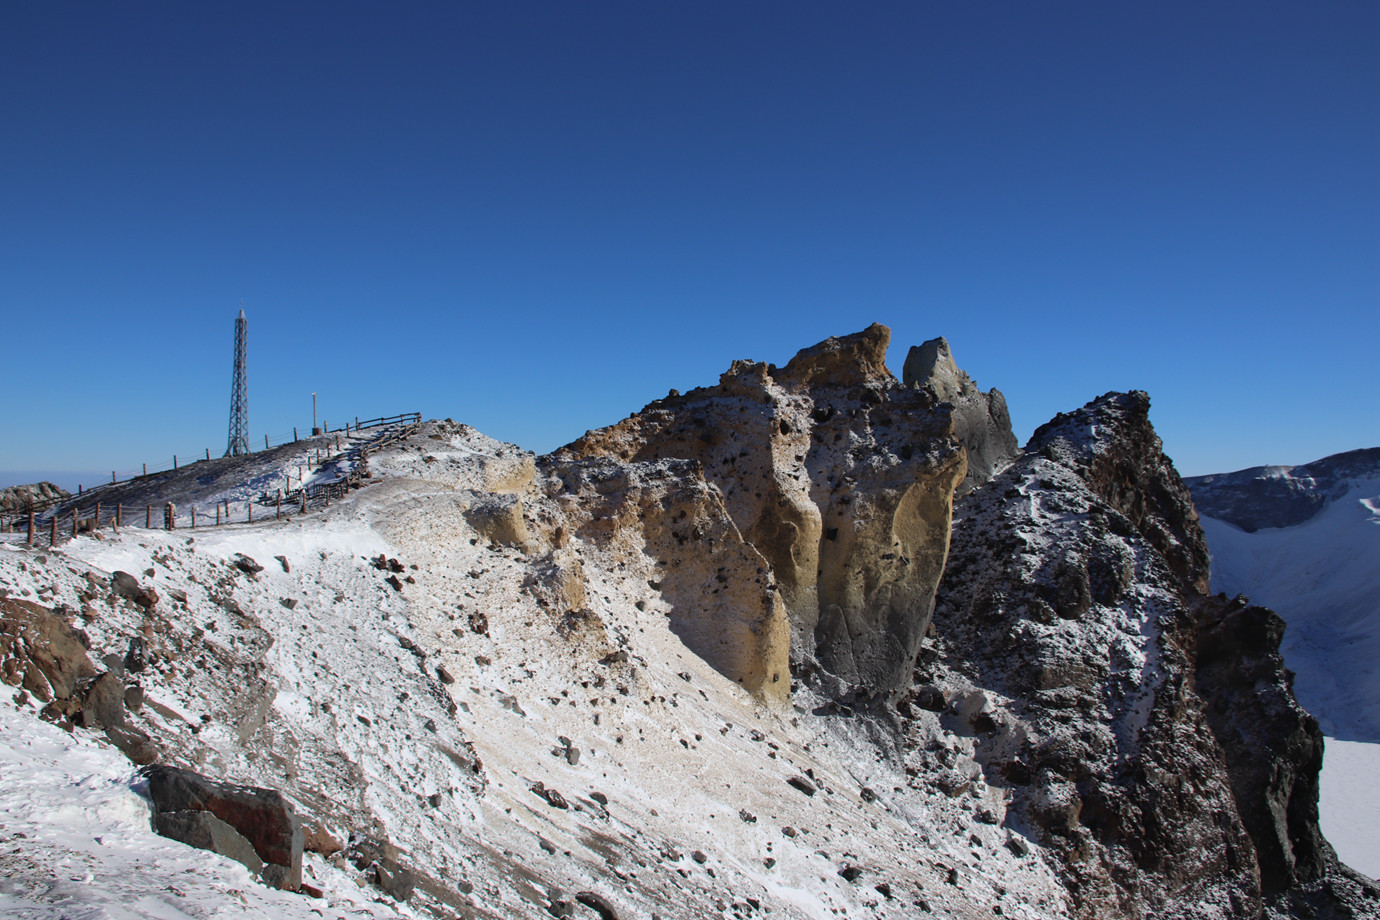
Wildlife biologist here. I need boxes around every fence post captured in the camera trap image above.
[173,455,178,470]
[192,506,197,528]
[146,505,152,528]
[215,504,220,526]
[248,503,252,524]
[112,471,116,484]
[206,448,210,461]
[294,427,298,442]
[276,490,281,519]
[300,491,306,514]
[143,463,147,476]
[265,434,269,450]
[116,504,122,529]
[50,516,57,545]
[72,510,79,537]
[27,511,34,545]
[95,502,101,529]
[165,503,175,530]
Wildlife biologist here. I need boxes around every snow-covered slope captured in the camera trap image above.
[0,419,1067,920]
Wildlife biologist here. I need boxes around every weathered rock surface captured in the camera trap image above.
[902,336,1019,494]
[142,763,304,890]
[1185,447,1380,532]
[0,481,69,515]
[559,323,967,699]
[926,390,1370,918]
[538,456,791,703]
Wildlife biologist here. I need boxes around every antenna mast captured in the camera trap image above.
[226,305,249,457]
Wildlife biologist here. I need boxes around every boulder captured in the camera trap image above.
[141,764,303,890]
[462,494,533,549]
[110,571,158,610]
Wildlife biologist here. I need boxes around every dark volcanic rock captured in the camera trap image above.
[1184,447,1380,532]
[927,391,1357,919]
[1195,595,1333,892]
[142,764,303,890]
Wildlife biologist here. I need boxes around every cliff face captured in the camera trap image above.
[924,391,1368,918]
[559,324,966,700]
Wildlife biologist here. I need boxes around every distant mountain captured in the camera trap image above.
[1184,448,1380,532]
[1186,449,1380,742]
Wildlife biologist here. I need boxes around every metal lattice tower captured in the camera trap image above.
[225,307,249,457]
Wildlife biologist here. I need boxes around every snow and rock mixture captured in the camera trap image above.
[1187,448,1380,883]
[1,327,1376,920]
[0,423,1063,917]
[928,392,1377,919]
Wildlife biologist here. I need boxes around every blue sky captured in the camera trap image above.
[2,2,1376,489]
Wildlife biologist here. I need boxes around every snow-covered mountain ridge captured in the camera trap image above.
[2,327,1376,919]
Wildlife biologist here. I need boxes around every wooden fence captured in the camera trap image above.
[0,413,421,546]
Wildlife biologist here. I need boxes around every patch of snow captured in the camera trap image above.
[1319,737,1380,881]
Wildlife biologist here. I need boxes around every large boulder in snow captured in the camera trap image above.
[142,764,304,891]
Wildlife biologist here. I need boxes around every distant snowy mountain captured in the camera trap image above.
[1185,452,1380,741]
[1187,451,1380,881]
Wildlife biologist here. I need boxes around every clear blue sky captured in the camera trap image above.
[2,2,1376,489]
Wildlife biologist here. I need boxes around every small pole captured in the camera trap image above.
[146,505,152,528]
[355,416,359,430]
[95,502,101,528]
[216,504,220,526]
[247,503,253,524]
[165,502,175,530]
[265,434,269,450]
[27,511,35,545]
[300,491,306,513]
[72,510,79,537]
[276,490,281,519]
[293,426,298,442]
[116,504,122,528]
[112,471,116,484]
[143,463,147,476]
[173,455,178,470]
[78,485,82,495]
[206,448,210,461]
[192,506,197,528]
[50,516,57,544]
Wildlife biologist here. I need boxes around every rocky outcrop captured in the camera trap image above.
[1185,446,1380,532]
[539,456,791,703]
[142,764,304,890]
[1,597,157,763]
[1194,595,1332,892]
[0,481,69,515]
[558,324,967,700]
[902,337,1019,494]
[925,391,1361,918]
